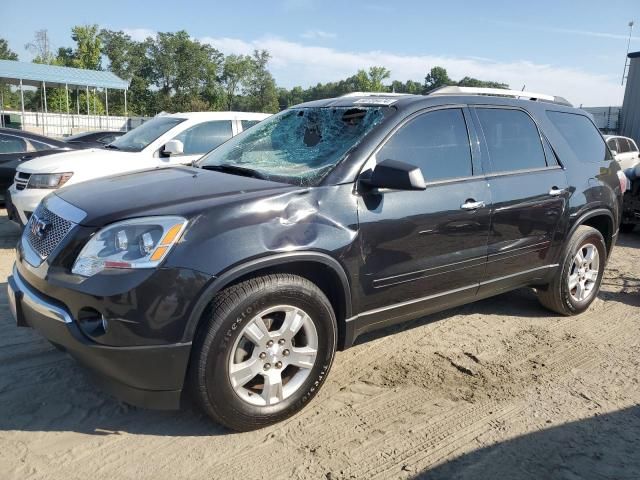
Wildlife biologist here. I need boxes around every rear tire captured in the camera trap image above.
[190,274,337,431]
[537,226,606,315]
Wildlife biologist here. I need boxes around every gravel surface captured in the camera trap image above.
[0,209,638,479]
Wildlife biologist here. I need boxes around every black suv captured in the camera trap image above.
[8,89,625,431]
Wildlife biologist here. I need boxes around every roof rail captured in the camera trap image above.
[429,86,572,107]
[340,92,412,98]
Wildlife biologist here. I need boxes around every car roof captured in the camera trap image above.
[160,111,271,121]
[292,92,582,114]
[0,127,68,148]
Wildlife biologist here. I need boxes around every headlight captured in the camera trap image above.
[28,173,73,189]
[72,216,188,277]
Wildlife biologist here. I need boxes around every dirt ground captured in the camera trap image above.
[1,209,639,480]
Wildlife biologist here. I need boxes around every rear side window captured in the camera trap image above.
[546,111,611,163]
[241,120,260,130]
[377,108,472,182]
[476,108,547,172]
[0,134,28,154]
[606,138,618,152]
[618,138,631,153]
[630,139,639,152]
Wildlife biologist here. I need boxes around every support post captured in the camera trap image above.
[0,83,4,128]
[65,84,70,135]
[43,81,48,136]
[124,88,128,131]
[20,79,25,130]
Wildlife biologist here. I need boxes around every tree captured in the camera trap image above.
[25,30,57,65]
[423,66,453,93]
[243,50,279,113]
[0,38,18,60]
[457,76,508,89]
[71,25,102,70]
[367,66,391,91]
[222,54,254,110]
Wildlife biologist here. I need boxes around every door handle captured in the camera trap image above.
[549,187,565,196]
[460,200,485,210]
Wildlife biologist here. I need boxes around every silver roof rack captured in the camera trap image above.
[429,86,572,107]
[340,92,411,97]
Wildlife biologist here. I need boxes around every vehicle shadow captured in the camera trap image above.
[0,211,21,249]
[414,405,640,479]
[0,281,230,437]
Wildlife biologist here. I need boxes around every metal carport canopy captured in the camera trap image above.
[0,59,129,89]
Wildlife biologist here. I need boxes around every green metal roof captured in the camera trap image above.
[0,60,129,90]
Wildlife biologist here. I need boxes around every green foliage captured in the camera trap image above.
[0,38,18,60]
[15,26,509,116]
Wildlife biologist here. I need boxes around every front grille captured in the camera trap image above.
[15,172,30,191]
[25,203,74,259]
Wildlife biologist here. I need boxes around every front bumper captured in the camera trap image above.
[8,265,193,409]
[8,185,49,225]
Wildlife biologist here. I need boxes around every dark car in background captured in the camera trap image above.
[0,128,73,206]
[64,130,125,149]
[7,88,625,432]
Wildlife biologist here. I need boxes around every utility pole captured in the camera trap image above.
[622,20,635,85]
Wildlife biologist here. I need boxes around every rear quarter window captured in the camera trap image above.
[546,111,611,163]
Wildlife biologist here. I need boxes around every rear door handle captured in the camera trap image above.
[460,200,486,210]
[549,187,565,196]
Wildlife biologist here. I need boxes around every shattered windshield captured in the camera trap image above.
[197,107,385,186]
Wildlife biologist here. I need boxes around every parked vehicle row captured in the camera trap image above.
[6,88,624,431]
[7,112,269,225]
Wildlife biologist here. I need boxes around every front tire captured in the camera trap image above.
[190,274,337,431]
[537,226,606,315]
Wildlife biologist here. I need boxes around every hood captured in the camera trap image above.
[54,166,296,226]
[16,148,139,175]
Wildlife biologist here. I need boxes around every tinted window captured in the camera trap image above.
[476,108,546,172]
[607,138,619,152]
[618,138,631,153]
[377,109,472,181]
[547,111,610,163]
[28,139,55,151]
[98,134,117,144]
[174,120,233,155]
[241,120,260,130]
[111,117,185,152]
[0,134,28,154]
[631,139,639,152]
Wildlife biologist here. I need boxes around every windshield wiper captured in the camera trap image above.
[201,164,265,179]
[104,144,119,150]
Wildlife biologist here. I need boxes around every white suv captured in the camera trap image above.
[9,111,269,225]
[605,135,640,171]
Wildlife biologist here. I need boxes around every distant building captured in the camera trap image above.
[583,106,621,134]
[621,51,640,143]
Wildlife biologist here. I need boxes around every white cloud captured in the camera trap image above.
[490,20,640,42]
[122,28,156,42]
[301,30,337,40]
[201,35,624,106]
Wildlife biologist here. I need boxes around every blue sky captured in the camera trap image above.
[4,0,640,106]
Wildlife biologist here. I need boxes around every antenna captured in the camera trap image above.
[622,20,635,85]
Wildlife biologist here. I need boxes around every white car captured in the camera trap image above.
[604,135,640,171]
[9,111,270,225]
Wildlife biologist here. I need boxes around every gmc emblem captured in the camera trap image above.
[30,215,51,240]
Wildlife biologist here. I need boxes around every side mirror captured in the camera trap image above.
[163,139,184,156]
[360,159,426,191]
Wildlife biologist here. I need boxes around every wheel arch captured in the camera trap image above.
[182,252,353,350]
[569,208,616,256]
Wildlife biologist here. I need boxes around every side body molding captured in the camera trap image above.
[181,251,353,344]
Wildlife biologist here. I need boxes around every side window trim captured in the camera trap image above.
[360,105,479,185]
[470,105,554,174]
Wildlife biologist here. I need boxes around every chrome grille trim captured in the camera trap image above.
[21,196,86,266]
[24,204,74,259]
[14,172,30,191]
